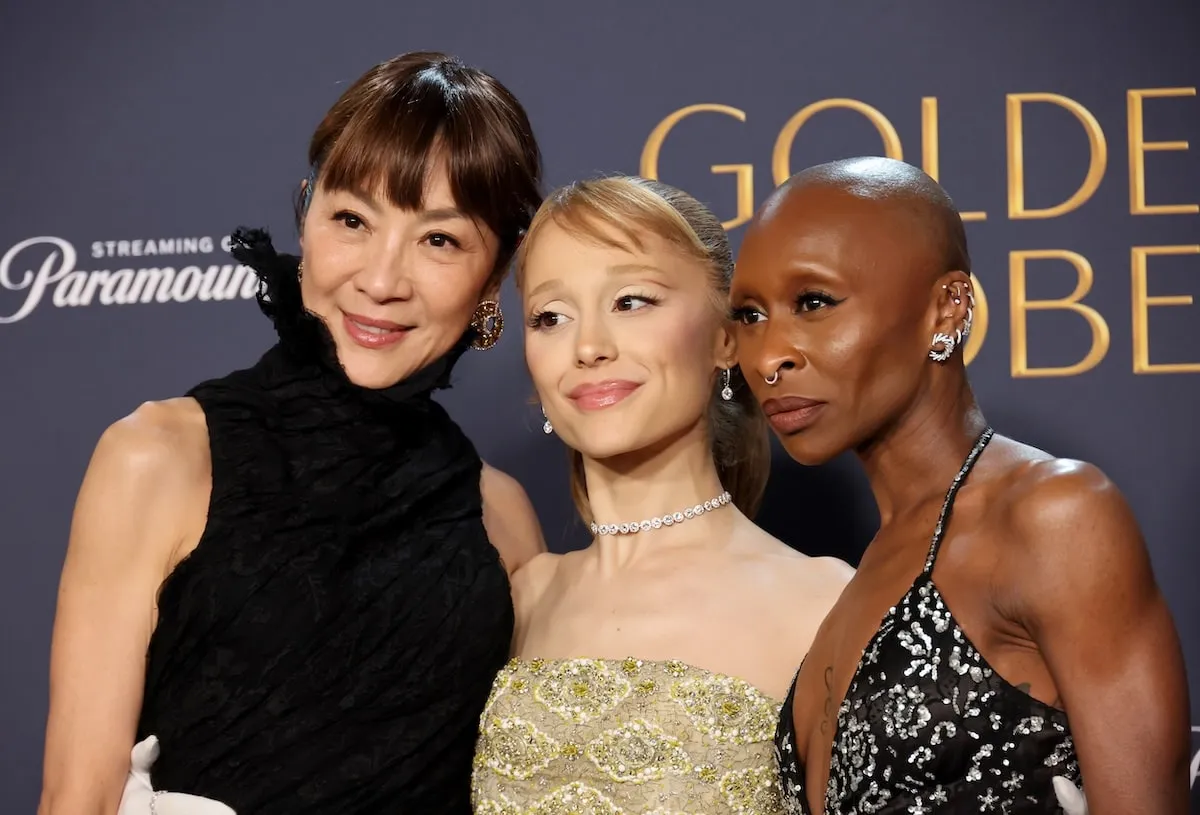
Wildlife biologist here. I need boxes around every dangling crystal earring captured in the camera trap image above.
[720,368,733,401]
[297,260,304,281]
[541,405,553,435]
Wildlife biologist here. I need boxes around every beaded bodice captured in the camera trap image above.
[774,428,1080,814]
[471,657,785,814]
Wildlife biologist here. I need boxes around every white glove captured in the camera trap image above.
[119,735,237,815]
[1052,775,1088,815]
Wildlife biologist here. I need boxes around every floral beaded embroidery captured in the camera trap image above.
[472,658,784,814]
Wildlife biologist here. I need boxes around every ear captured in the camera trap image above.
[480,275,502,304]
[930,270,975,345]
[297,177,311,240]
[714,317,738,371]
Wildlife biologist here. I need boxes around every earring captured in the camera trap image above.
[297,260,304,281]
[720,368,733,401]
[541,405,553,435]
[957,293,976,346]
[470,300,503,350]
[929,331,957,362]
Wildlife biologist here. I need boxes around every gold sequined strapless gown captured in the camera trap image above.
[471,657,785,814]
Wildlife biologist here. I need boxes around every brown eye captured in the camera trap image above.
[334,211,365,230]
[731,307,765,325]
[425,232,462,249]
[795,291,841,313]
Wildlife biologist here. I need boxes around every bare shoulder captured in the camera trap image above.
[480,463,547,577]
[990,454,1158,625]
[997,455,1142,560]
[778,550,855,610]
[743,523,855,608]
[64,397,211,586]
[88,397,210,500]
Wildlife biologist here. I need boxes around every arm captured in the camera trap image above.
[1010,461,1190,815]
[39,402,208,815]
[480,463,547,576]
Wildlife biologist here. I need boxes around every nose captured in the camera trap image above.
[355,241,414,303]
[574,312,617,368]
[741,320,805,385]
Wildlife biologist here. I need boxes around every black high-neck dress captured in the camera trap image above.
[134,228,514,813]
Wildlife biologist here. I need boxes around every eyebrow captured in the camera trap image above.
[417,207,470,224]
[524,262,669,301]
[328,186,380,214]
[608,262,664,276]
[337,188,469,223]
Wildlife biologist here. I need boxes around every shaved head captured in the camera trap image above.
[730,156,978,465]
[756,156,970,284]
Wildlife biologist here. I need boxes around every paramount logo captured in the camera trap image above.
[0,236,260,325]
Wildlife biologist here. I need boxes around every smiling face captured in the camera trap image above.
[521,218,733,462]
[298,162,499,389]
[731,184,952,465]
[290,50,544,389]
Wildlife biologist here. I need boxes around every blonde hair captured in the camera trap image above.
[516,175,771,524]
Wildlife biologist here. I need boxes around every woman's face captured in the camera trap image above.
[521,219,733,462]
[730,186,945,465]
[299,162,499,389]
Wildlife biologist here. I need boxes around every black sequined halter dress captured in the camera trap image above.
[775,428,1080,814]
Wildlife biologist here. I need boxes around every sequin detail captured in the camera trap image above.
[774,428,1081,814]
[473,658,784,814]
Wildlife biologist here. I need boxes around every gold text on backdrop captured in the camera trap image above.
[641,88,1198,377]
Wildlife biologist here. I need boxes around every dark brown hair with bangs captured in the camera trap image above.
[298,51,543,279]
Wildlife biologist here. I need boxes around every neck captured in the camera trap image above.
[581,420,732,566]
[856,374,987,525]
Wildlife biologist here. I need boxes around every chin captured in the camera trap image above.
[341,365,408,390]
[571,434,646,462]
[563,420,659,462]
[776,432,843,467]
[335,349,417,390]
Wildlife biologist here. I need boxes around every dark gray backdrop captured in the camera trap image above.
[2,1,1197,810]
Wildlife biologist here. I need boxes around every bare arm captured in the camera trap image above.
[481,463,547,577]
[39,401,209,815]
[1012,462,1190,814]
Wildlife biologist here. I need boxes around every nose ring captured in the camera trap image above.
[764,371,780,386]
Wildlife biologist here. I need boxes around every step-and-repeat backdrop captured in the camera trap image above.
[1,1,1196,809]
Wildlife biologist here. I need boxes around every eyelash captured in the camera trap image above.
[795,290,841,312]
[527,292,662,331]
[730,290,842,324]
[331,211,462,250]
[333,211,366,230]
[424,232,462,250]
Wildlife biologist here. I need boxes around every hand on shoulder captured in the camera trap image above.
[481,463,548,577]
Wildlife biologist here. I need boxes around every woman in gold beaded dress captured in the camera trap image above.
[470,176,854,815]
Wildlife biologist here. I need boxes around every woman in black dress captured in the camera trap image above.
[731,157,1189,813]
[40,51,546,814]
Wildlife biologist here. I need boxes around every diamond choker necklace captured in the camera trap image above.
[590,490,733,536]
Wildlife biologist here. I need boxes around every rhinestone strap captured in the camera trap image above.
[590,491,732,536]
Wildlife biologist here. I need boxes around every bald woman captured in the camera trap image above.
[731,157,1189,815]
